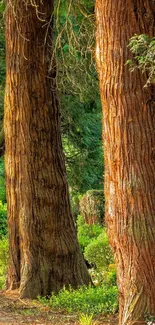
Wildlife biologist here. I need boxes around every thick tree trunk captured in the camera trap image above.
[4,0,91,298]
[95,1,155,324]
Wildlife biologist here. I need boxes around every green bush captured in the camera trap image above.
[0,200,7,237]
[89,264,116,287]
[0,157,6,203]
[84,230,114,271]
[105,265,117,286]
[77,215,102,252]
[0,238,8,289]
[39,285,118,315]
[80,190,104,225]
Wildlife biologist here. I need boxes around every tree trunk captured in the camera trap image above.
[4,0,91,299]
[95,1,155,324]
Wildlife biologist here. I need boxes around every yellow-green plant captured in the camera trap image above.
[79,313,97,325]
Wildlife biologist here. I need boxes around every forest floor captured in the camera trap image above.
[0,290,118,325]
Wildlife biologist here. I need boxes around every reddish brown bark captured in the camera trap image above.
[4,0,91,298]
[95,1,155,324]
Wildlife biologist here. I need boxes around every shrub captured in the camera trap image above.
[84,229,117,286]
[80,190,104,225]
[0,238,8,289]
[105,265,117,286]
[0,201,7,237]
[0,157,6,203]
[89,264,117,287]
[84,229,114,271]
[39,285,118,315]
[77,215,102,252]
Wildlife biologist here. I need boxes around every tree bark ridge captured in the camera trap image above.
[95,0,155,324]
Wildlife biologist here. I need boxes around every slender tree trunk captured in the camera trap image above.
[95,1,155,324]
[4,0,91,299]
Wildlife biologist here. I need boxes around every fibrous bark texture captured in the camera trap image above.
[4,0,91,299]
[95,1,155,324]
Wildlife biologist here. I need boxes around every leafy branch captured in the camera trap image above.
[127,34,155,86]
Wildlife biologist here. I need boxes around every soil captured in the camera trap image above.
[0,290,118,325]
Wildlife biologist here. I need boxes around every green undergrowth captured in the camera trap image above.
[38,284,118,315]
[0,201,7,237]
[0,237,8,289]
[39,216,118,316]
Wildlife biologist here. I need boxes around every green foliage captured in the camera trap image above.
[54,0,103,198]
[77,215,102,252]
[62,95,103,197]
[145,313,155,323]
[0,159,6,239]
[0,157,6,203]
[0,158,7,236]
[89,265,116,287]
[79,313,97,325]
[0,238,8,289]
[0,33,5,84]
[0,2,5,14]
[39,285,118,315]
[104,265,117,286]
[80,190,104,225]
[0,201,7,237]
[77,216,116,286]
[54,0,95,96]
[84,230,114,271]
[127,34,155,86]
[70,193,83,218]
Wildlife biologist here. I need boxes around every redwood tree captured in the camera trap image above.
[4,0,91,299]
[95,1,155,324]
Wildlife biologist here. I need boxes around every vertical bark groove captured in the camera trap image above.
[95,0,155,324]
[4,0,91,298]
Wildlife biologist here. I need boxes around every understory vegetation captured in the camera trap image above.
[0,157,118,314]
[0,205,118,316]
[39,215,118,315]
[0,237,8,289]
[39,285,118,315]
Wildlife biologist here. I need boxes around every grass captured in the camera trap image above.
[79,313,97,325]
[39,284,118,315]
